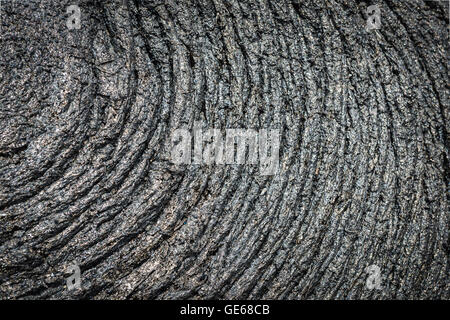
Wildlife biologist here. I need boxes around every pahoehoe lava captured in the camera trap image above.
[0,0,448,299]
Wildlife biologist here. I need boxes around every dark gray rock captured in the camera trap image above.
[0,0,448,299]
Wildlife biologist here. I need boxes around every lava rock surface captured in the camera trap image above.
[0,0,448,299]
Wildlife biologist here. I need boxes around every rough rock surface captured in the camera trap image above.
[0,0,448,299]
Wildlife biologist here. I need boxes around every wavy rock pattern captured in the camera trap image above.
[0,0,448,299]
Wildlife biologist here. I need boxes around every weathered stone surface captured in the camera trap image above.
[0,0,448,299]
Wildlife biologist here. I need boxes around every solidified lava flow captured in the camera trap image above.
[0,0,448,299]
